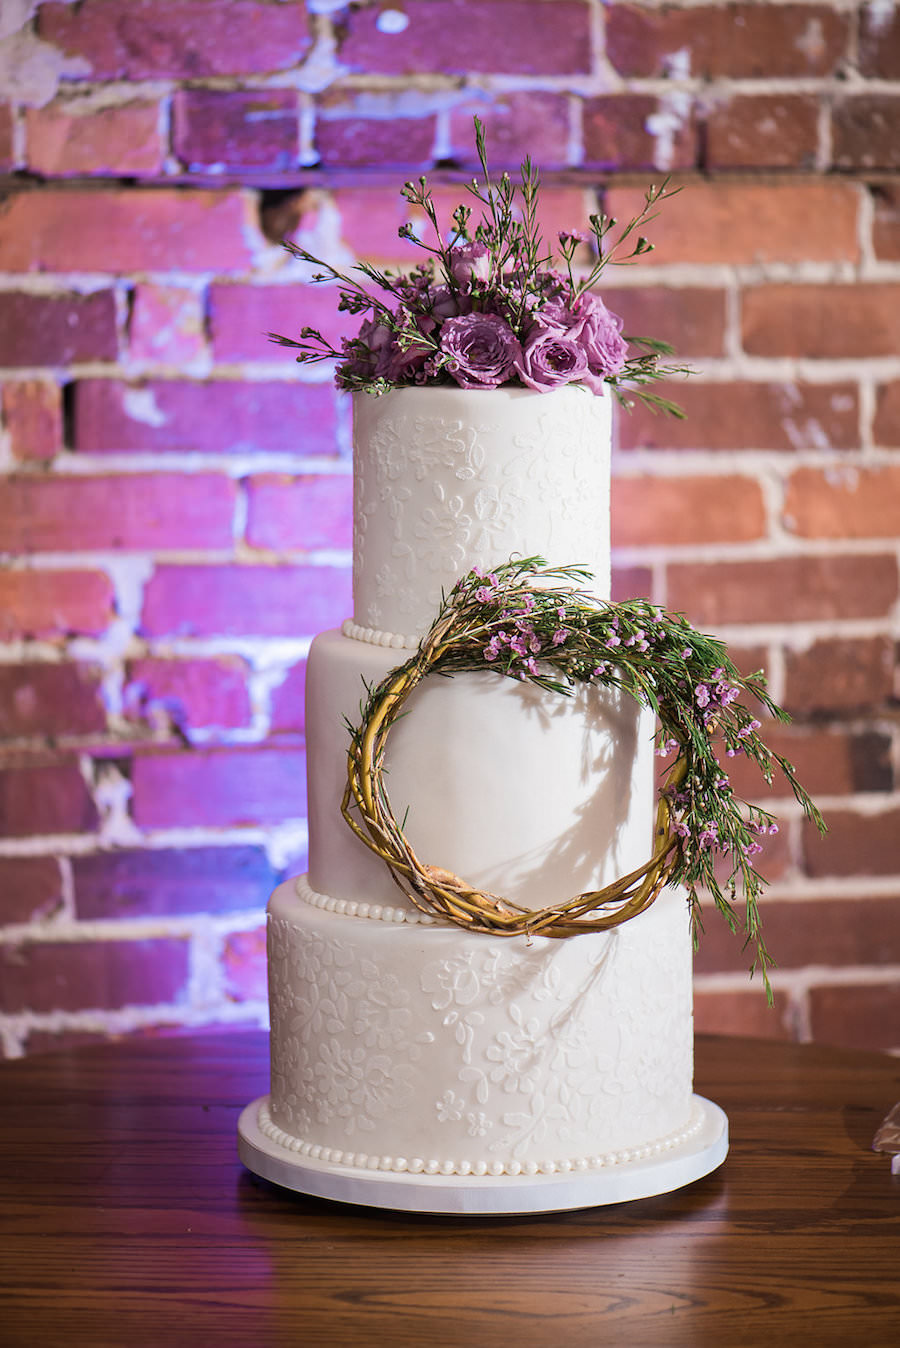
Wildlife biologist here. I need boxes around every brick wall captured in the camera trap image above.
[0,0,898,1057]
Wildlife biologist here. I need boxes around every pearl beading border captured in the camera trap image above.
[296,873,435,924]
[341,618,419,650]
[257,1099,706,1178]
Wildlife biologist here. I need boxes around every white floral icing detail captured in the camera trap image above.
[267,888,694,1170]
[351,388,611,637]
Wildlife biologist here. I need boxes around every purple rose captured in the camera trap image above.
[514,317,589,392]
[439,313,522,389]
[448,242,492,288]
[338,316,394,382]
[428,285,471,321]
[384,336,432,382]
[536,295,577,330]
[572,292,628,385]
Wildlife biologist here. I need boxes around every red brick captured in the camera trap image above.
[0,474,236,553]
[872,184,900,262]
[26,97,163,178]
[803,809,900,879]
[0,936,189,1014]
[611,474,766,548]
[724,726,892,799]
[315,113,436,169]
[0,191,254,274]
[695,896,900,975]
[860,3,900,78]
[0,102,14,171]
[706,94,819,170]
[833,96,900,170]
[692,989,791,1040]
[605,181,859,266]
[603,287,727,359]
[38,0,311,79]
[0,755,99,838]
[332,187,430,266]
[208,283,352,362]
[617,381,859,452]
[141,564,351,638]
[784,465,900,539]
[0,291,117,367]
[808,982,900,1054]
[339,0,591,76]
[610,565,653,602]
[270,661,306,734]
[72,379,339,455]
[448,93,570,169]
[711,812,794,884]
[73,846,277,919]
[667,554,898,627]
[0,663,107,738]
[173,89,298,171]
[223,925,267,1002]
[0,570,115,641]
[0,857,64,926]
[583,94,696,171]
[123,657,251,732]
[131,746,307,829]
[606,4,849,79]
[705,646,768,696]
[2,381,63,461]
[784,638,894,714]
[129,285,206,365]
[743,284,900,358]
[335,184,594,267]
[245,474,352,552]
[874,381,900,446]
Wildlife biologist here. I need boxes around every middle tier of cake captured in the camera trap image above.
[306,628,658,915]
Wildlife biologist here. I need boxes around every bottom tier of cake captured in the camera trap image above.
[263,876,695,1178]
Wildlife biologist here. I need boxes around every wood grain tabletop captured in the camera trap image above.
[1,1030,898,1347]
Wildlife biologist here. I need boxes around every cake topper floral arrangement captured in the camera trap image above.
[343,559,826,999]
[271,118,687,414]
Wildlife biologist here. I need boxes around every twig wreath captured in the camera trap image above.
[342,558,825,994]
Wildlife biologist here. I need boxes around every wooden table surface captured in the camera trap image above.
[1,1030,898,1347]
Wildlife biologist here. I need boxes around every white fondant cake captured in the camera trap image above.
[261,384,695,1187]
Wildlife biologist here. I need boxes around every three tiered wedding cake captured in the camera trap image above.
[235,127,810,1210]
[239,386,725,1212]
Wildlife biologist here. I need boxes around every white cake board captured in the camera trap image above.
[237,1095,728,1216]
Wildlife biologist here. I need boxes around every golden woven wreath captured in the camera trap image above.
[341,560,824,977]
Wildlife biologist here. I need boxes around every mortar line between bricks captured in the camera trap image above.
[695,966,900,995]
[0,1003,270,1056]
[0,911,268,946]
[754,877,900,902]
[0,821,309,858]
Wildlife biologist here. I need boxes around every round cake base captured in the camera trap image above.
[237,1095,728,1216]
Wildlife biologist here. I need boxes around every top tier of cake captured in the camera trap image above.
[351,384,612,640]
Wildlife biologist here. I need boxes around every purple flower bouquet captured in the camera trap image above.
[271,119,687,414]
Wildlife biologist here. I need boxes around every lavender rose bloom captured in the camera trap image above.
[439,312,522,389]
[448,241,492,288]
[338,316,394,382]
[535,295,577,330]
[384,335,432,383]
[572,291,628,387]
[514,317,590,392]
